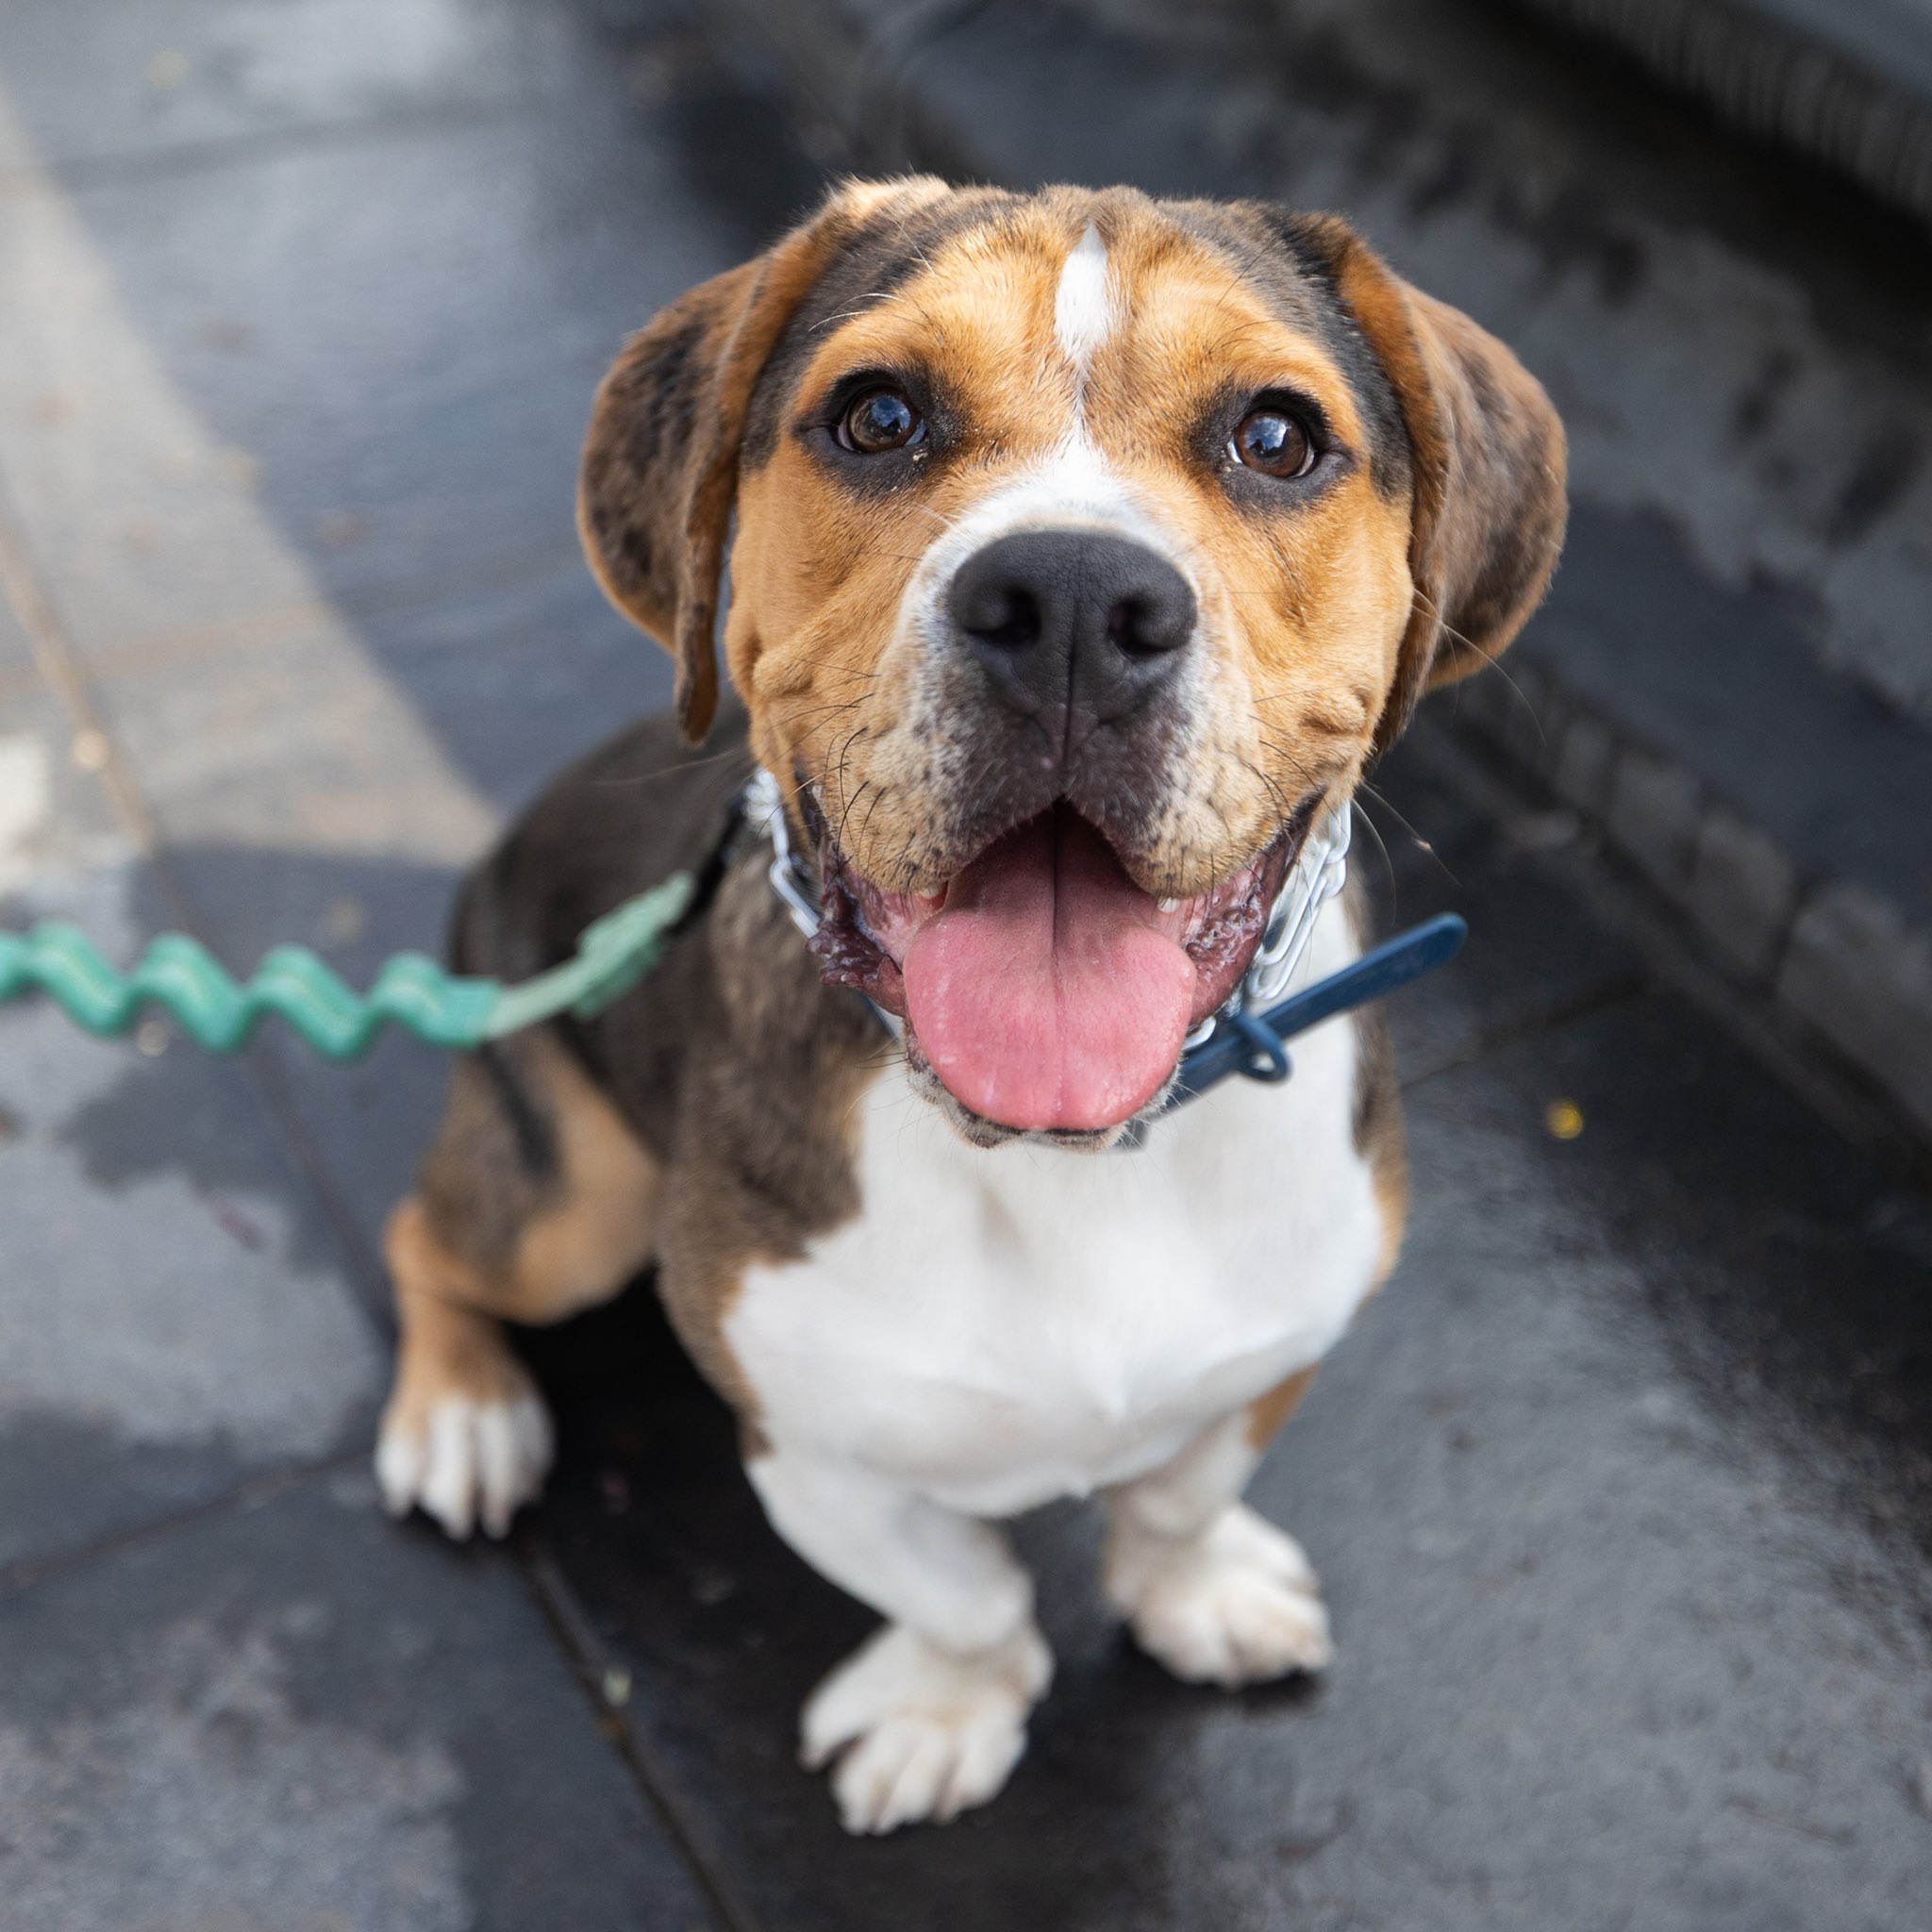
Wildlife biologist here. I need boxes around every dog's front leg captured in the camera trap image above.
[748,1447,1052,1834]
[1102,1376,1335,1688]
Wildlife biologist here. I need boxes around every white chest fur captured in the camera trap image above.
[726,902,1385,1517]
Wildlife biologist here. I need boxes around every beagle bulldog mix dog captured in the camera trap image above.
[375,179,1565,1835]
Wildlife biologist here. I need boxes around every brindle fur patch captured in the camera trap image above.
[1239,882,1406,1457]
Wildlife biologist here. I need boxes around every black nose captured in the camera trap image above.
[947,531,1195,741]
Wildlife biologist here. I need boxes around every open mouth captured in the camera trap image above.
[808,798,1309,1136]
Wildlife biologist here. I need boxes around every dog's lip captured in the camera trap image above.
[807,798,1312,1029]
[841,877,946,971]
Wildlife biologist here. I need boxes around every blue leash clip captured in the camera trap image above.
[1166,912,1468,1108]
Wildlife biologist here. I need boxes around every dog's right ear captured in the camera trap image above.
[578,177,951,742]
[1271,213,1567,761]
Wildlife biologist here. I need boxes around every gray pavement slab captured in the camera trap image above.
[1359,724,1649,1082]
[0,5,816,669]
[0,574,29,677]
[1532,500,1932,924]
[0,1466,722,1931]
[0,0,773,1267]
[0,682,383,1575]
[351,560,676,818]
[0,965,383,1574]
[0,0,584,176]
[88,562,671,860]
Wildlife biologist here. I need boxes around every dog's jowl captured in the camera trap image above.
[375,179,1566,1835]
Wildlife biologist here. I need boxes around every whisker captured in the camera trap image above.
[587,743,752,789]
[1357,779,1457,891]
[1348,786,1400,913]
[1415,589,1541,744]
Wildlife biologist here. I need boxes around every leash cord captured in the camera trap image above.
[0,872,695,1060]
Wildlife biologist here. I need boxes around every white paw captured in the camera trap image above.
[1106,1502,1334,1688]
[375,1392,553,1541]
[800,1622,1054,1835]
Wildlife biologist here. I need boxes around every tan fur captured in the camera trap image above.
[384,1033,661,1431]
[1245,1363,1321,1451]
[1366,1115,1410,1288]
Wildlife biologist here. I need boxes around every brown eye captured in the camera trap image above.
[838,387,923,454]
[1232,408,1314,478]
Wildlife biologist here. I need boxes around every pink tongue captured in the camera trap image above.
[903,811,1196,1132]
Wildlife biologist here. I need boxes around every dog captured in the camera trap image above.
[374,177,1565,1835]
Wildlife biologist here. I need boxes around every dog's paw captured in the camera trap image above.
[800,1621,1053,1835]
[375,1388,553,1541]
[1106,1502,1334,1688]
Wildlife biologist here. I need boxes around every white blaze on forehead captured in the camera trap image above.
[893,219,1199,660]
[1054,224,1116,374]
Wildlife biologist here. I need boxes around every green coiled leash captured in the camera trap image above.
[0,872,695,1058]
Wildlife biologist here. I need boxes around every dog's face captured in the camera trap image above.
[581,180,1565,1145]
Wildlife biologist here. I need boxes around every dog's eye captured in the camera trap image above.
[1232,408,1315,478]
[838,388,924,455]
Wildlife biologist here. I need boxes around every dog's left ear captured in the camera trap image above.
[1283,216,1568,759]
[579,176,951,741]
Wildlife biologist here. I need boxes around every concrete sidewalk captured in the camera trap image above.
[1,1,1929,1925]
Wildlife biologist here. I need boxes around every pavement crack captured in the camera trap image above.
[0,94,544,202]
[1400,972,1653,1089]
[518,1538,768,1932]
[0,1449,364,1604]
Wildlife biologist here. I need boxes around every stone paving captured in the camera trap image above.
[1,3,1929,1926]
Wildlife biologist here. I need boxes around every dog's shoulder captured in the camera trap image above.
[451,704,752,981]
[448,695,875,1205]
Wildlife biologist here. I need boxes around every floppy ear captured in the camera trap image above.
[1285,217,1568,759]
[577,177,949,741]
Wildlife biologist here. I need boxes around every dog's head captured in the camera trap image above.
[580,179,1565,1146]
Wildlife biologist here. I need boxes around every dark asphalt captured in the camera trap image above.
[0,2,1928,1926]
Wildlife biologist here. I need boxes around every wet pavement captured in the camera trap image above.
[1,2,1929,1925]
